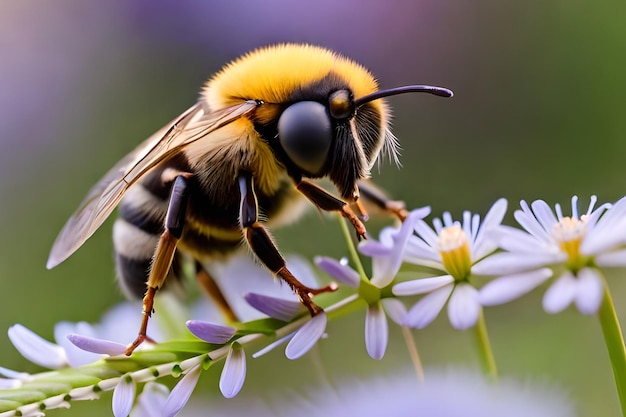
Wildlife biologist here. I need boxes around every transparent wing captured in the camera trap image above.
[47,100,259,268]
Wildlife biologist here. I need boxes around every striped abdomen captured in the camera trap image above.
[112,154,305,299]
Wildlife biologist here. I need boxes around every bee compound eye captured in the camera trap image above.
[278,101,332,175]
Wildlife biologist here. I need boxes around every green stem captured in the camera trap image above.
[337,214,368,280]
[474,310,498,379]
[598,279,626,417]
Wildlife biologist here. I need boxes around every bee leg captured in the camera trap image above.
[195,261,239,323]
[357,179,409,222]
[239,172,337,316]
[295,180,367,239]
[125,174,190,355]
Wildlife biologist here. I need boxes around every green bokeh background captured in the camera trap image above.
[1,1,626,416]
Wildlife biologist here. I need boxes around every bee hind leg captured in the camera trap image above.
[125,174,191,355]
[238,171,337,316]
[357,179,409,222]
[195,261,239,323]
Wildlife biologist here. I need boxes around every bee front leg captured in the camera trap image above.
[125,174,190,356]
[238,171,337,316]
[295,180,367,239]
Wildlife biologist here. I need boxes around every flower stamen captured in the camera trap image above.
[436,225,472,280]
[551,216,590,272]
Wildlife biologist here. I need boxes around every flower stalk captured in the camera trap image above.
[598,278,626,417]
[474,311,498,380]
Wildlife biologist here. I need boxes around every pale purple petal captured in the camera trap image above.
[472,252,563,276]
[66,334,127,356]
[219,344,246,398]
[163,364,202,415]
[285,313,327,360]
[186,321,236,344]
[447,284,481,330]
[359,240,393,257]
[314,256,360,288]
[365,303,388,360]
[381,298,407,325]
[575,268,604,315]
[112,375,135,417]
[55,322,102,367]
[370,209,427,288]
[403,284,453,329]
[8,324,67,369]
[244,293,301,321]
[596,249,626,267]
[393,275,454,296]
[478,268,553,306]
[543,272,578,314]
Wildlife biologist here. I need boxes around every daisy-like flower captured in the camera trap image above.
[316,208,430,359]
[392,199,508,330]
[475,196,626,315]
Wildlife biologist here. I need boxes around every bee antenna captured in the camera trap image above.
[355,85,453,107]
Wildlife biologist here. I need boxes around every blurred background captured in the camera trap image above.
[1,0,626,415]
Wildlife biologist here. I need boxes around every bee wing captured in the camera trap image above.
[47,100,259,269]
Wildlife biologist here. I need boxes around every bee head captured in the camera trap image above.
[276,84,453,201]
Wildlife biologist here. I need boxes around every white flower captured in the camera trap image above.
[475,196,626,314]
[316,208,428,359]
[392,199,508,329]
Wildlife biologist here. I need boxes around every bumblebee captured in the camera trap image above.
[47,44,452,354]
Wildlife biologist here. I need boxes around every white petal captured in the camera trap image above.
[131,382,169,417]
[575,268,604,315]
[381,298,407,325]
[8,324,67,369]
[447,284,481,330]
[112,375,135,417]
[219,344,246,398]
[478,269,553,306]
[530,200,559,232]
[365,303,388,360]
[403,285,453,329]
[414,220,439,248]
[285,313,327,360]
[163,364,202,416]
[472,252,562,276]
[186,321,236,344]
[514,205,550,242]
[472,199,507,259]
[392,275,454,296]
[543,272,578,314]
[596,249,626,267]
[404,236,440,263]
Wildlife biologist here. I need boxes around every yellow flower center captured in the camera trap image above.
[436,225,472,281]
[551,216,590,272]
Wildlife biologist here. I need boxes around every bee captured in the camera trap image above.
[47,44,452,354]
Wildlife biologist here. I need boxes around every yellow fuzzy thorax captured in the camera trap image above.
[203,44,381,109]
